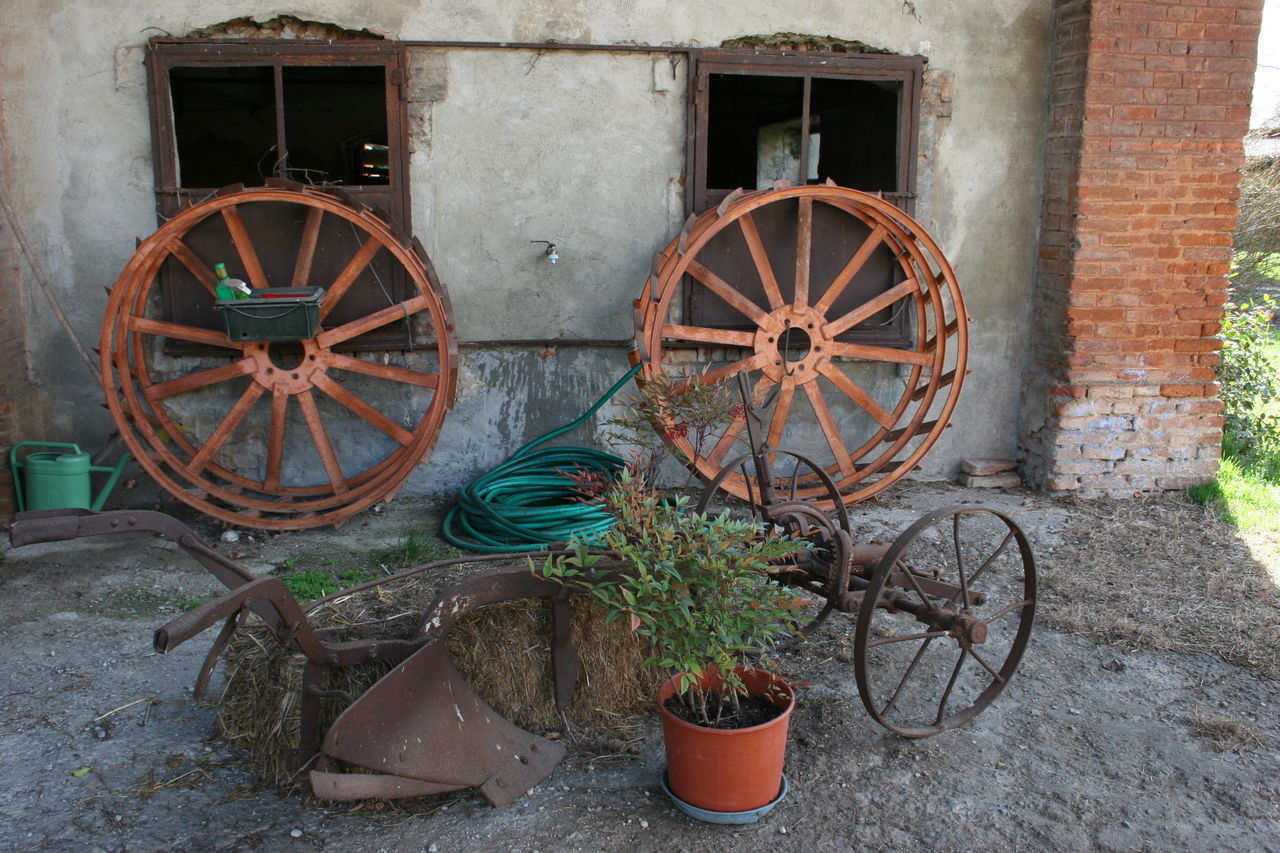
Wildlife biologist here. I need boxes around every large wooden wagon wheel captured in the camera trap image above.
[634,184,967,507]
[101,184,457,530]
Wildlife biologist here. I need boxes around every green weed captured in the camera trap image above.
[369,527,457,571]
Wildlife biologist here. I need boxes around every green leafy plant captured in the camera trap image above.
[1217,296,1280,459]
[537,466,807,727]
[602,372,744,484]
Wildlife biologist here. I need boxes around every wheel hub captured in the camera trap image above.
[755,306,830,384]
[246,340,330,395]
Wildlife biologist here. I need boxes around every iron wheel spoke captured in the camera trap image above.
[934,648,968,726]
[880,636,935,719]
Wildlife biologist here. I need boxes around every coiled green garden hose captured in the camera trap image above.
[440,363,642,552]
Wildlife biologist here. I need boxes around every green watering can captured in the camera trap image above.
[9,442,131,512]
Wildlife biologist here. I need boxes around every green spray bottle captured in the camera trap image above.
[214,263,252,299]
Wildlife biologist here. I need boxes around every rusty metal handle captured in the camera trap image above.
[154,576,325,662]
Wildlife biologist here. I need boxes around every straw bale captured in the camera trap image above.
[217,565,661,788]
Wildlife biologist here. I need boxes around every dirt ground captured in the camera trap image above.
[1,481,1278,853]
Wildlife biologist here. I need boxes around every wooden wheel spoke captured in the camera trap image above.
[188,384,264,474]
[660,324,755,348]
[165,239,218,295]
[934,648,969,726]
[297,390,349,494]
[143,357,255,401]
[327,353,440,389]
[815,224,889,313]
[127,316,241,350]
[794,197,813,307]
[738,213,785,309]
[264,387,288,491]
[705,418,747,468]
[767,381,795,448]
[804,381,854,476]
[317,294,431,348]
[823,278,918,338]
[291,206,324,288]
[318,235,384,321]
[679,352,770,389]
[686,260,768,325]
[313,373,414,446]
[220,205,270,291]
[881,636,935,718]
[819,363,895,429]
[829,341,934,367]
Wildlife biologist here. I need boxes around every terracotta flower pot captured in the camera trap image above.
[658,667,794,813]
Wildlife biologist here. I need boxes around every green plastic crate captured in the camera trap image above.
[217,287,326,342]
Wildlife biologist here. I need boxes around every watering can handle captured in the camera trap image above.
[8,442,84,513]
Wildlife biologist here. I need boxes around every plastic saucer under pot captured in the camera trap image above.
[660,770,789,824]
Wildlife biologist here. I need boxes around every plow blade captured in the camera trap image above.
[315,639,565,806]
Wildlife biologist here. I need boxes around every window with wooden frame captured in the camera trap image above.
[685,50,924,348]
[145,40,416,350]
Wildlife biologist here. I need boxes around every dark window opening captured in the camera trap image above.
[706,74,900,194]
[169,64,391,189]
[281,66,389,186]
[171,66,277,188]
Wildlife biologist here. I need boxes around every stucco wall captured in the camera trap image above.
[0,1,1053,499]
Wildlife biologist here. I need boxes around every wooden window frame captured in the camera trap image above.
[144,39,414,351]
[684,49,925,348]
[686,49,924,215]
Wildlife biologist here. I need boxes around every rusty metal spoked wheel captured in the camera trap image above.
[853,506,1036,737]
[634,184,968,508]
[696,447,853,638]
[100,185,457,530]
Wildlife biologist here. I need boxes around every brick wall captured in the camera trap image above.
[1022,0,1262,495]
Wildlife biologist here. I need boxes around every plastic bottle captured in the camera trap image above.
[213,263,252,300]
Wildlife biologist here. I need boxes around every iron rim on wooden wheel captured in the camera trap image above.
[100,184,457,530]
[634,184,968,507]
[853,505,1037,737]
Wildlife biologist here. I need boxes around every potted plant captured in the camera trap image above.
[536,377,808,819]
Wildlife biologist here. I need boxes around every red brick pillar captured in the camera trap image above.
[1022,0,1263,495]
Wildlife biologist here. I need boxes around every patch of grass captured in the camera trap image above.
[279,571,342,601]
[278,568,377,602]
[1193,312,1280,533]
[368,526,457,571]
[1190,453,1280,532]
